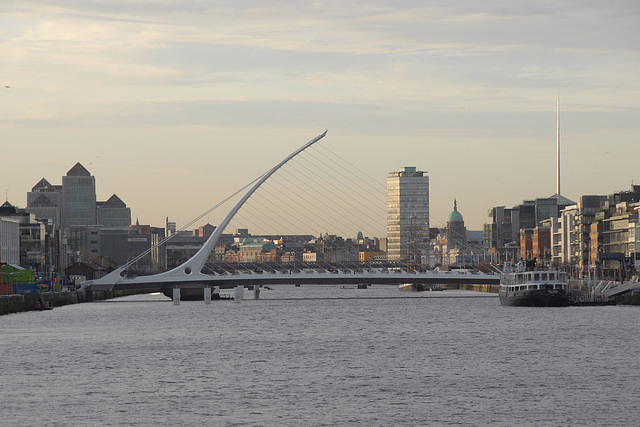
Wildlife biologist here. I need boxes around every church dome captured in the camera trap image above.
[447,199,464,223]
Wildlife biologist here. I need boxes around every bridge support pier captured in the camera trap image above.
[172,287,180,305]
[234,285,244,302]
[204,286,212,304]
[253,285,260,300]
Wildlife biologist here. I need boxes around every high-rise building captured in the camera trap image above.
[386,167,429,264]
[62,163,97,228]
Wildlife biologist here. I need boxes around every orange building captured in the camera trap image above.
[520,229,534,260]
[532,226,551,265]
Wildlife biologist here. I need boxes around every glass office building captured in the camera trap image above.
[387,167,429,264]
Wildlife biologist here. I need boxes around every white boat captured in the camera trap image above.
[499,262,571,307]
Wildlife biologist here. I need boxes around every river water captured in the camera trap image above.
[1,286,639,426]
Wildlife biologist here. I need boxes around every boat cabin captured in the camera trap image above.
[501,270,568,291]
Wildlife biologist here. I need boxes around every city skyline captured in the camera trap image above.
[2,1,639,230]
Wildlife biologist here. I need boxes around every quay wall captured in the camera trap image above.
[614,292,640,305]
[0,295,27,315]
[0,288,156,316]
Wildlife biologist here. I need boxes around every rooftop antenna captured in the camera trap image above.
[556,87,561,196]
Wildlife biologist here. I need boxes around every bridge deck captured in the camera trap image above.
[87,271,500,292]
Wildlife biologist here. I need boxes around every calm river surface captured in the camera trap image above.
[1,286,639,426]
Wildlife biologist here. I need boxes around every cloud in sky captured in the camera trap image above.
[1,0,639,231]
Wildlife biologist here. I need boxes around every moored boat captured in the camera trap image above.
[499,262,571,307]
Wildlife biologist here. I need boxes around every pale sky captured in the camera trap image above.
[2,1,639,233]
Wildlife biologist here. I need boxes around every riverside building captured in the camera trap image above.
[386,167,429,265]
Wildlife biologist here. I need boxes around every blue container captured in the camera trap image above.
[13,284,39,294]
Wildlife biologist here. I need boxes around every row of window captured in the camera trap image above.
[63,178,94,186]
[65,210,95,218]
[63,186,95,194]
[508,284,566,291]
[65,195,95,202]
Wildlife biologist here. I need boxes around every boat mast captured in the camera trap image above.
[556,87,561,195]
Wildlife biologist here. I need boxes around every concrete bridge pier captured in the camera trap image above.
[253,285,260,300]
[204,286,212,304]
[234,285,244,302]
[172,287,180,305]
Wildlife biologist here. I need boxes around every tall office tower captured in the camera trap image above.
[387,167,429,264]
[62,162,97,229]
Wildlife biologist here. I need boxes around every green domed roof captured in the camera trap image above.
[448,210,464,223]
[448,199,464,223]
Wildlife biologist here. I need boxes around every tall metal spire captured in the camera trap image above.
[556,87,561,195]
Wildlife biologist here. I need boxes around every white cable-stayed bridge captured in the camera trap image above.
[82,130,499,299]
